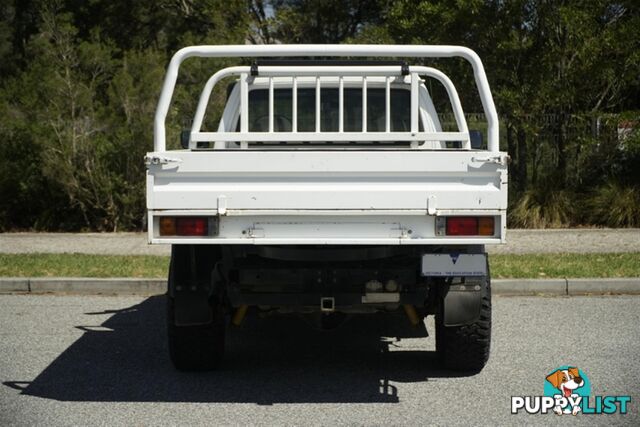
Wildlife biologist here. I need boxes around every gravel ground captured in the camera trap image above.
[0,294,638,425]
[0,229,639,255]
[0,232,170,256]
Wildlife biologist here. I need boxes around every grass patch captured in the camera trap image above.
[509,189,574,228]
[491,253,640,279]
[588,183,640,227]
[0,253,169,278]
[0,252,639,279]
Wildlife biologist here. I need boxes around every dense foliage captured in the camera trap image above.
[0,0,638,230]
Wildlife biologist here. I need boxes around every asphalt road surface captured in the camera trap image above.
[1,229,640,255]
[0,294,638,426]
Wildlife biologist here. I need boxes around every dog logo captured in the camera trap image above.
[512,365,631,415]
[545,367,586,415]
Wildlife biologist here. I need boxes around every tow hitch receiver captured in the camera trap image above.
[320,297,335,312]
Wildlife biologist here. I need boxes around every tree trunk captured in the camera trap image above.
[557,114,567,188]
[506,123,517,190]
[517,127,528,191]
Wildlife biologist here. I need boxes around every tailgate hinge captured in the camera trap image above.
[144,155,183,166]
[217,196,227,215]
[471,154,509,166]
[427,195,437,216]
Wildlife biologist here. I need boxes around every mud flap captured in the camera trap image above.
[442,282,483,326]
[168,244,221,326]
[173,291,213,326]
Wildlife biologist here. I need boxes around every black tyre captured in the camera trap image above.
[167,296,225,371]
[435,275,491,373]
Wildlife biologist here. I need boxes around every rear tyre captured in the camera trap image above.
[167,296,225,371]
[435,275,491,373]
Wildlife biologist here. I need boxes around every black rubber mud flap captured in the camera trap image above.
[173,291,213,326]
[436,265,491,372]
[168,244,221,326]
[442,282,483,326]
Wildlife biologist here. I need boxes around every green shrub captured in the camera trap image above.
[509,189,575,228]
[588,183,640,227]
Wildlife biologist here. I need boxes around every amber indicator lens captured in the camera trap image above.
[478,217,495,236]
[159,217,176,236]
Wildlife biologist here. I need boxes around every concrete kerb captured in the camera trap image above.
[0,278,30,293]
[0,278,639,296]
[567,278,640,295]
[19,278,165,295]
[492,279,567,295]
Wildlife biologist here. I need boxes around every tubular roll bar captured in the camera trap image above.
[154,45,499,152]
[190,66,469,149]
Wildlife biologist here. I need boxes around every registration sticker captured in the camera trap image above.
[421,254,487,277]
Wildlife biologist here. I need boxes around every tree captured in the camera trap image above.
[249,0,389,44]
[371,0,640,189]
[0,0,251,230]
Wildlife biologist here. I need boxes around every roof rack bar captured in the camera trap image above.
[410,72,419,134]
[268,77,274,133]
[339,77,344,133]
[253,66,407,77]
[190,65,470,149]
[253,59,410,69]
[240,72,249,135]
[240,72,249,149]
[157,45,498,152]
[192,131,469,143]
[362,77,367,133]
[292,77,298,132]
[315,77,321,132]
[385,76,391,132]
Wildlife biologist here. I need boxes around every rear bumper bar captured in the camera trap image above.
[148,210,506,245]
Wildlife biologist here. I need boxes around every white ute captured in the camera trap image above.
[146,45,508,372]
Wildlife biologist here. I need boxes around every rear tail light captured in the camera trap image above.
[437,216,495,236]
[159,216,215,236]
[446,217,478,235]
[176,217,208,236]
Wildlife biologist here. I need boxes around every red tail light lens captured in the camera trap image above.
[176,217,209,236]
[446,217,479,235]
[159,216,210,236]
